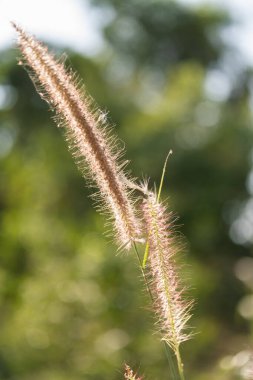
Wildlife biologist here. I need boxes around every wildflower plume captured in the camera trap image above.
[124,364,143,380]
[12,23,142,249]
[142,190,193,376]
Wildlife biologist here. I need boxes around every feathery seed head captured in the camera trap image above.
[142,191,193,350]
[124,364,143,380]
[12,23,142,250]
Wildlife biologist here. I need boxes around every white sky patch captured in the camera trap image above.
[0,0,107,55]
[1,0,253,65]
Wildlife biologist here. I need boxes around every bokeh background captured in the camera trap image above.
[1,0,253,379]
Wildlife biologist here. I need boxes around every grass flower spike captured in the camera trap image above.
[124,364,143,380]
[142,191,193,379]
[12,23,142,250]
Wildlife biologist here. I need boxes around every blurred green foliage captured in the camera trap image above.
[1,1,253,379]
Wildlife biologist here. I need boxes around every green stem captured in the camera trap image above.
[142,241,149,268]
[142,150,172,269]
[175,345,185,380]
[133,242,153,302]
[163,342,178,380]
[157,150,172,202]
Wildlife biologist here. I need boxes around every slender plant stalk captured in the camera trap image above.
[142,151,172,268]
[157,151,173,202]
[12,23,142,250]
[133,242,153,302]
[163,342,178,380]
